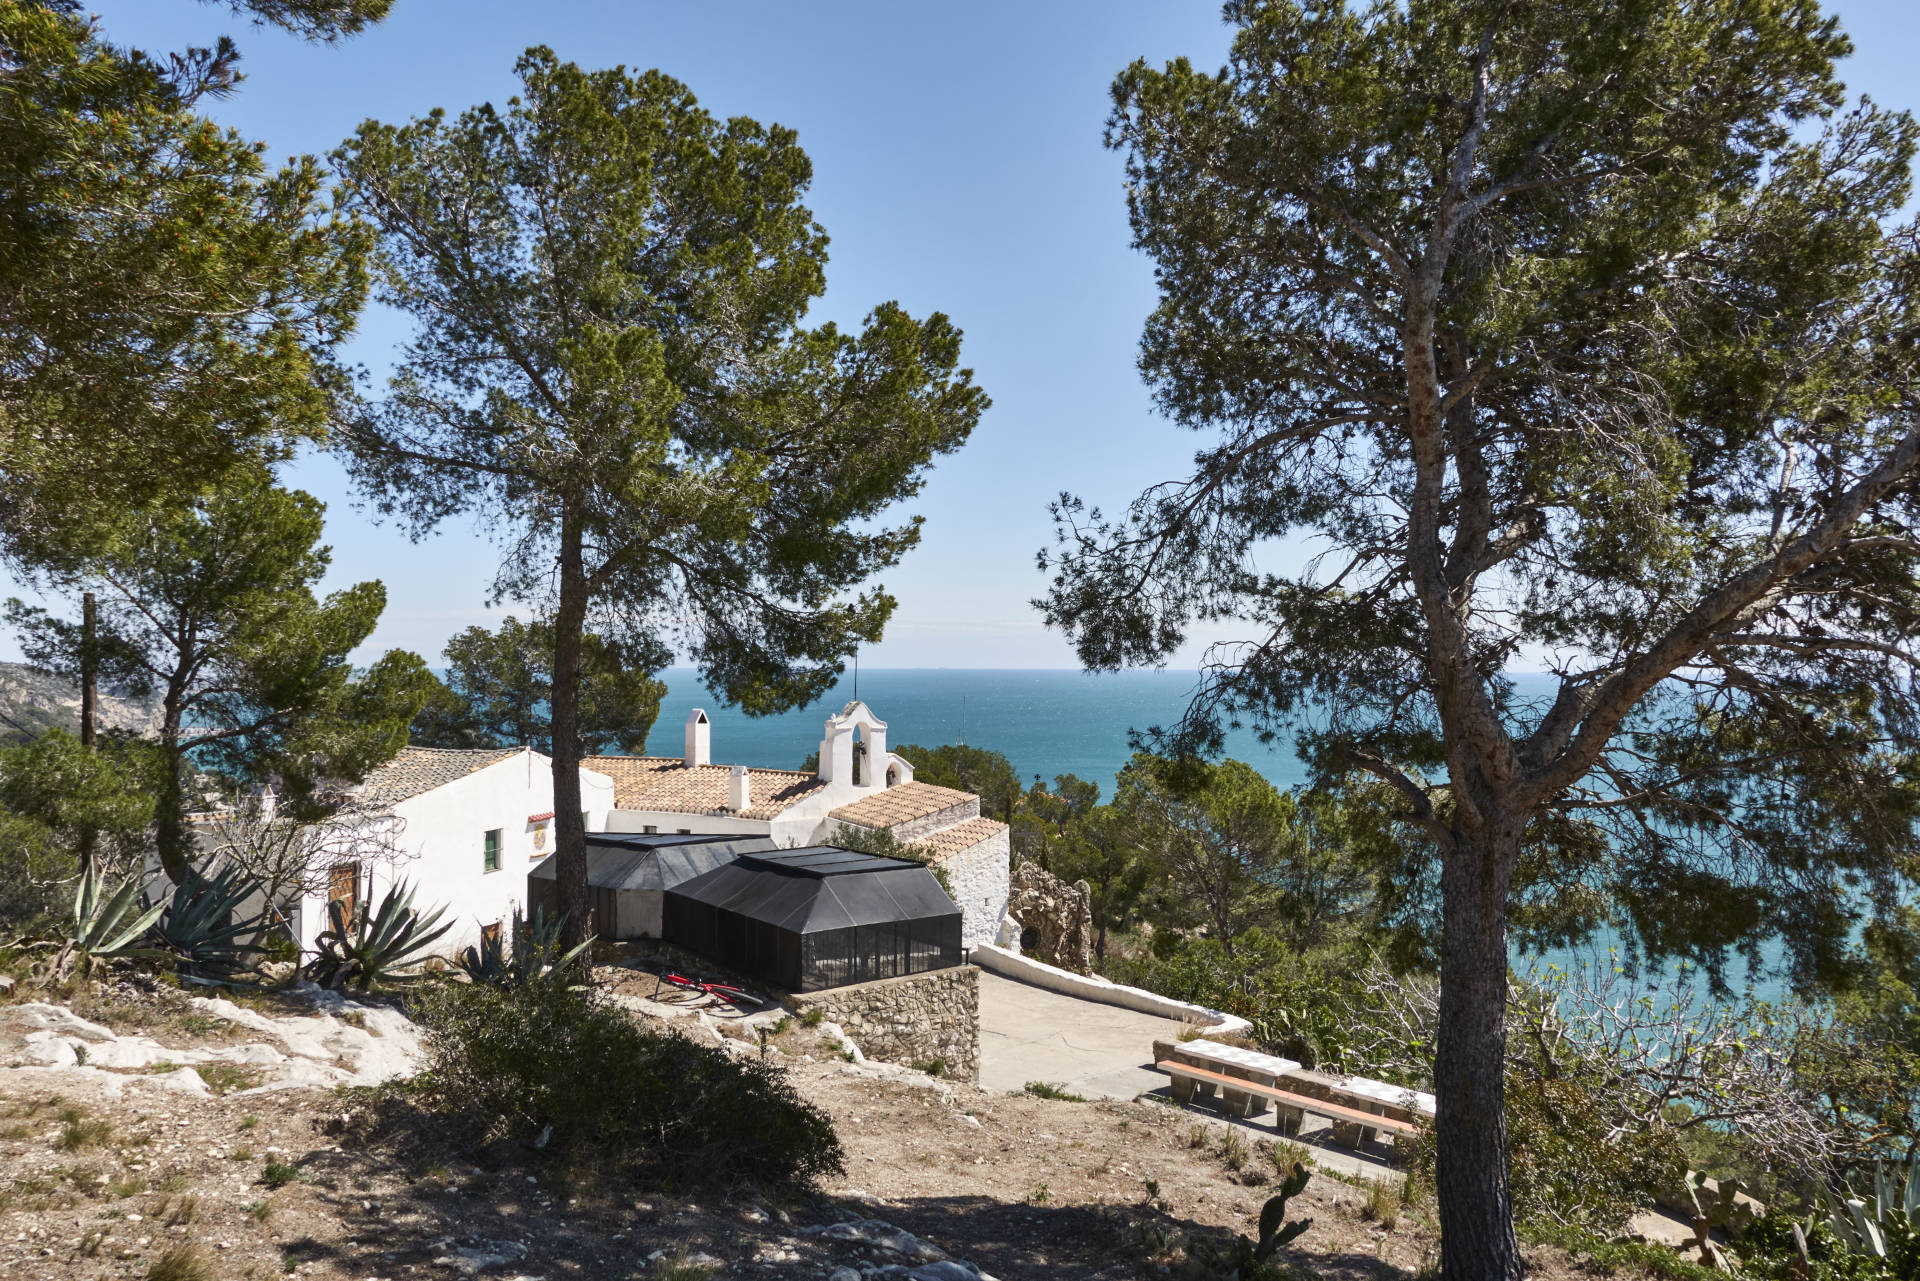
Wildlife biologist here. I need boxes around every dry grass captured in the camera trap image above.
[1216,1127,1249,1172]
[199,1062,264,1094]
[55,1112,112,1151]
[162,1192,200,1226]
[1270,1138,1313,1174]
[1363,1178,1402,1229]
[145,1244,215,1281]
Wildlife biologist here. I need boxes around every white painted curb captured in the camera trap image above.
[968,943,1253,1036]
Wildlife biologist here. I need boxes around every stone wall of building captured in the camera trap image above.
[1007,860,1094,974]
[789,965,979,1083]
[936,828,1011,950]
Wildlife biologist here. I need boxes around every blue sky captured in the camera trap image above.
[7,1,1916,669]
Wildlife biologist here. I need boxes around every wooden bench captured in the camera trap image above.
[1150,1038,1302,1120]
[1155,1060,1423,1149]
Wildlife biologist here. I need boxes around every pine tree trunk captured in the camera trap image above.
[550,514,591,952]
[1435,815,1525,1281]
[78,591,98,877]
[156,683,189,883]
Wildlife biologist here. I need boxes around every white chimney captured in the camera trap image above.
[728,764,751,813]
[684,708,711,767]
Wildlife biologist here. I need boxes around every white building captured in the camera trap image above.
[286,746,615,958]
[585,701,1011,948]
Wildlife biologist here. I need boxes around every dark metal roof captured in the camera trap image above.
[669,855,959,934]
[736,847,924,877]
[528,833,777,893]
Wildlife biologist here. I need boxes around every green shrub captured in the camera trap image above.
[1522,1223,1728,1281]
[1403,1063,1687,1236]
[260,1158,301,1189]
[412,979,841,1188]
[1733,1159,1920,1281]
[1024,1081,1088,1102]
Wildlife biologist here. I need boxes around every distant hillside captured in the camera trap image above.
[0,662,163,746]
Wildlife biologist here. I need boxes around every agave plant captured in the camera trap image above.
[53,862,167,978]
[1808,1153,1920,1265]
[151,862,269,977]
[456,907,591,989]
[306,880,452,992]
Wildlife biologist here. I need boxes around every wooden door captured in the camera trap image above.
[328,862,360,928]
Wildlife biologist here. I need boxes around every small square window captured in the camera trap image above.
[643,825,657,835]
[483,828,501,872]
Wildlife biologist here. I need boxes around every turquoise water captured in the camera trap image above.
[645,667,1313,798]
[645,667,1783,1002]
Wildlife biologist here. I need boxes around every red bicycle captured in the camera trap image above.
[654,970,761,1009]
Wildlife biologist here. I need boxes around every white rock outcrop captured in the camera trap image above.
[1,984,423,1099]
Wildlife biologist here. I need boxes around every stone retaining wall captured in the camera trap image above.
[788,965,979,1083]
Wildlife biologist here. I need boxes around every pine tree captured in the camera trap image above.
[335,49,987,946]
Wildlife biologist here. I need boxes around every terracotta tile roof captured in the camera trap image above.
[829,781,975,829]
[584,755,827,821]
[915,816,1008,861]
[356,746,523,809]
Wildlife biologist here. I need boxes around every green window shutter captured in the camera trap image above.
[484,829,500,872]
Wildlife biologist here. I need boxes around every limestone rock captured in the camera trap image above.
[1007,861,1094,974]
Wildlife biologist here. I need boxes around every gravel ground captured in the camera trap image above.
[0,975,1647,1280]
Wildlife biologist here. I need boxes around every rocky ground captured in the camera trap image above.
[0,972,1662,1280]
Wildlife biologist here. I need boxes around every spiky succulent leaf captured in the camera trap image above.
[153,862,269,973]
[70,863,167,960]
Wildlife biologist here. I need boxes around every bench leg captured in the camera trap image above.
[1221,1087,1254,1118]
[1274,1104,1304,1137]
[1330,1120,1366,1148]
[1169,1075,1196,1104]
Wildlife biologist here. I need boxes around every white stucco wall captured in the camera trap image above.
[605,809,770,838]
[292,751,614,959]
[935,827,1011,950]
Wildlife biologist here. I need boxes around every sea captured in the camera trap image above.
[643,667,1785,1004]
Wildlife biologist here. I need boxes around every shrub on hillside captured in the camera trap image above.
[411,980,841,1187]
